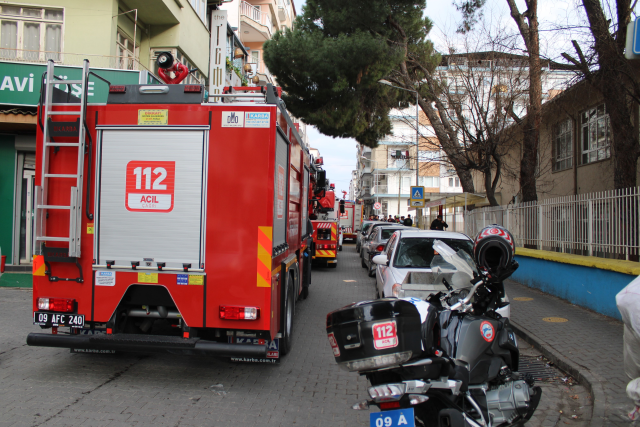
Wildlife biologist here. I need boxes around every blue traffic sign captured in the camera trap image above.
[410,186,424,200]
[634,20,640,54]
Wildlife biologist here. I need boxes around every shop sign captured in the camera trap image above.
[0,60,141,106]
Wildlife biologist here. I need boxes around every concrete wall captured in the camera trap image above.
[512,248,639,320]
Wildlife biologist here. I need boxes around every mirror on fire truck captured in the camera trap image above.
[339,200,345,214]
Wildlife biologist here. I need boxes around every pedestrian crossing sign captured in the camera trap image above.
[410,186,424,200]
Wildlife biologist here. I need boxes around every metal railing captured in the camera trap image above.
[464,187,640,260]
[241,1,273,33]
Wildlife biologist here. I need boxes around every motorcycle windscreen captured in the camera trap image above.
[96,129,206,269]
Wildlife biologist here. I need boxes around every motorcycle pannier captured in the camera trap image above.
[326,298,437,372]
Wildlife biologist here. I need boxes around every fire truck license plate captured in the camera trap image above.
[33,312,85,328]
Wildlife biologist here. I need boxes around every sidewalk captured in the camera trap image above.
[505,279,635,427]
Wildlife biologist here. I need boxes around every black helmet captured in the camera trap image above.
[473,225,516,276]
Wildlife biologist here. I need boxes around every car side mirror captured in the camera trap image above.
[372,254,388,266]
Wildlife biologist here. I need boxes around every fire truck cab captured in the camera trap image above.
[27,60,313,362]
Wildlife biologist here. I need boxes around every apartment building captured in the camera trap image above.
[0,0,252,269]
[218,0,295,86]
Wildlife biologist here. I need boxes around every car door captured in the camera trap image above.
[377,232,398,296]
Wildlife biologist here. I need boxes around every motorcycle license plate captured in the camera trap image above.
[370,408,414,427]
[33,311,85,328]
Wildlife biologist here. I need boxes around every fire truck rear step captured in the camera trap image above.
[26,333,268,357]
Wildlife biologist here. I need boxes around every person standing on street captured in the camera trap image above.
[403,214,413,227]
[430,215,448,231]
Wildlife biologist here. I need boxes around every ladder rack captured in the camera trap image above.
[34,59,90,259]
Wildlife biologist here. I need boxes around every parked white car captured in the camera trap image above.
[372,229,475,299]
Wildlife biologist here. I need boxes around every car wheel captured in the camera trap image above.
[368,264,376,278]
[280,273,295,356]
[361,257,367,268]
[355,244,360,252]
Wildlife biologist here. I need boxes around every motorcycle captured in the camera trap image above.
[326,228,541,427]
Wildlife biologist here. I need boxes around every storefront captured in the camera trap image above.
[0,60,152,270]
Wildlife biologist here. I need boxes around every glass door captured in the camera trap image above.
[19,169,35,264]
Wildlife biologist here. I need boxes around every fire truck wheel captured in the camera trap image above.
[329,262,337,269]
[280,273,295,356]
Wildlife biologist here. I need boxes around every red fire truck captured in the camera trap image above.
[338,200,362,242]
[26,59,314,362]
[306,159,340,268]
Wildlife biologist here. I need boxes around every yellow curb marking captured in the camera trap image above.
[343,280,356,282]
[542,317,568,323]
[513,297,534,301]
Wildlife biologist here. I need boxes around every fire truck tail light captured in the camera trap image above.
[184,85,202,93]
[38,298,76,313]
[109,85,126,93]
[219,306,260,320]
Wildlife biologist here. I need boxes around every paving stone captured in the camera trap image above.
[0,247,608,426]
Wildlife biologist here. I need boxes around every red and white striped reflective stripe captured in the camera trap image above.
[316,222,333,228]
[344,227,353,234]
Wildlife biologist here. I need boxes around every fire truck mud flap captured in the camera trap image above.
[26,333,267,357]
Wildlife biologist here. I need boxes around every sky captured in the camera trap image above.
[288,0,595,197]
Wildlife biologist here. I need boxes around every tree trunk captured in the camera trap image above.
[507,0,540,202]
[484,167,499,206]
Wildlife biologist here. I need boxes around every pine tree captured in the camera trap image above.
[263,0,434,148]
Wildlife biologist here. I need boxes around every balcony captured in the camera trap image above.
[277,0,290,22]
[240,1,273,42]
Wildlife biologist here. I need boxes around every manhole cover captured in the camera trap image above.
[518,356,570,384]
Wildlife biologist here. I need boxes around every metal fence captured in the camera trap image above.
[464,187,640,260]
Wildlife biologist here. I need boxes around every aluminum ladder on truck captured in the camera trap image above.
[33,59,90,282]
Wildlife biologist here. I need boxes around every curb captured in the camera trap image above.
[510,320,606,427]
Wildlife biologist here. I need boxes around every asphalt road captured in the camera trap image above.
[0,244,591,427]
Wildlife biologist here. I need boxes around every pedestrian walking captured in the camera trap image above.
[430,215,448,231]
[403,214,413,227]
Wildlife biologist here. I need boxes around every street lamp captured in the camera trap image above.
[378,79,420,227]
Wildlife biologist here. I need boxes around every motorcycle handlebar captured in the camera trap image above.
[449,278,485,311]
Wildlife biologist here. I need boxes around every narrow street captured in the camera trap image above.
[0,245,592,426]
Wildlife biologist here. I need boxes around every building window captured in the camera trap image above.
[581,104,611,164]
[553,118,573,172]
[116,30,136,70]
[448,177,460,187]
[449,177,453,187]
[0,5,63,61]
[189,0,207,25]
[420,176,440,187]
[455,177,460,187]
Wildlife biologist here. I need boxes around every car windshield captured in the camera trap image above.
[362,223,373,233]
[381,228,403,239]
[393,237,474,268]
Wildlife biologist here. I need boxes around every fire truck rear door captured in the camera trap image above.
[95,127,208,269]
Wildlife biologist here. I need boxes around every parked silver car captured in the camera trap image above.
[359,222,397,259]
[360,224,408,277]
[372,229,475,298]
[355,221,386,252]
